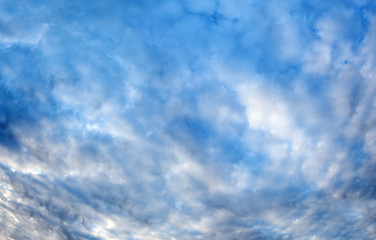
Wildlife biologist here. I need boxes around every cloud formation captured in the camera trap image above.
[1,0,376,239]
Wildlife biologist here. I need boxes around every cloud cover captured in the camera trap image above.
[1,0,376,239]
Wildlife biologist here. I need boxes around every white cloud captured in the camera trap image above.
[303,41,332,74]
[1,0,376,239]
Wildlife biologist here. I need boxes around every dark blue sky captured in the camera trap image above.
[1,0,376,239]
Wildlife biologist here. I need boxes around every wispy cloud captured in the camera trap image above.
[1,0,376,239]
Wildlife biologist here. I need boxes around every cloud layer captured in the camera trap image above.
[1,0,376,239]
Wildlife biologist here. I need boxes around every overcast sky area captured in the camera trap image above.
[1,0,376,239]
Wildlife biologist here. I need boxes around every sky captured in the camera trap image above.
[0,0,376,239]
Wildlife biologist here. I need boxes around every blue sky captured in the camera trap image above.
[1,0,376,239]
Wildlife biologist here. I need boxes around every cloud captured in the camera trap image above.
[0,0,376,239]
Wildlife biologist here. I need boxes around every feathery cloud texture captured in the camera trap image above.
[1,0,376,239]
